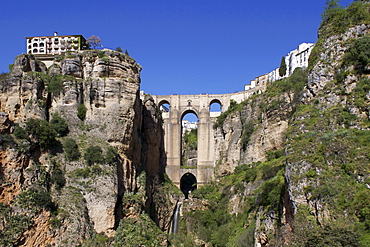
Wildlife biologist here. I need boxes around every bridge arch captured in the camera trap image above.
[209,98,222,108]
[158,99,171,112]
[181,109,199,120]
[180,172,197,199]
[209,99,222,118]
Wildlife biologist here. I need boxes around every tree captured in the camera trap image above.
[279,57,287,77]
[84,145,104,165]
[50,113,68,137]
[63,138,80,161]
[77,104,87,121]
[115,47,123,52]
[321,0,343,26]
[87,35,102,49]
[25,118,56,150]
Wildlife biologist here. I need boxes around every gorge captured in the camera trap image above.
[1,1,370,246]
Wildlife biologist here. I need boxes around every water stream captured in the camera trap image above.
[172,201,182,234]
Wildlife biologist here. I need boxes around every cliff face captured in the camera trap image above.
[214,92,293,176]
[203,23,370,246]
[0,51,166,246]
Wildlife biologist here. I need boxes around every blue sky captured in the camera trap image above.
[1,0,354,96]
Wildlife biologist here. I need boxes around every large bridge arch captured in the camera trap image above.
[150,91,254,187]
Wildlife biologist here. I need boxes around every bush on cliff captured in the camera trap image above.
[77,103,87,121]
[63,138,81,161]
[84,145,104,165]
[25,118,56,150]
[343,35,370,73]
[50,113,69,137]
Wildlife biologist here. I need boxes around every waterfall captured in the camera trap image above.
[172,201,182,234]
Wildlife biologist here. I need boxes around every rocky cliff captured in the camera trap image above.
[178,3,370,245]
[0,50,168,246]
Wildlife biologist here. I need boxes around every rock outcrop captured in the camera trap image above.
[0,50,166,246]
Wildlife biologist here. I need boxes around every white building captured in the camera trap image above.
[247,42,315,88]
[182,120,198,133]
[285,42,314,77]
[268,68,280,83]
[26,32,88,55]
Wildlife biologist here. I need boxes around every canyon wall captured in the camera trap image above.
[0,50,167,246]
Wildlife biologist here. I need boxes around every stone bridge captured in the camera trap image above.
[151,89,256,190]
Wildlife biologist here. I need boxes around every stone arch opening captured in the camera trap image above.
[181,110,198,168]
[158,100,170,112]
[210,99,222,112]
[180,173,197,199]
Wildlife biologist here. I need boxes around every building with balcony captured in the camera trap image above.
[25,33,88,55]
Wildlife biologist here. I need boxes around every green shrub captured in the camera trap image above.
[343,36,370,73]
[266,149,284,161]
[84,145,104,165]
[25,118,56,150]
[255,170,285,211]
[50,113,69,137]
[51,165,66,190]
[105,146,119,164]
[82,233,111,247]
[63,138,80,161]
[114,213,165,247]
[16,187,54,210]
[305,226,360,247]
[241,120,254,150]
[0,203,32,247]
[77,103,87,121]
[183,128,198,150]
[245,167,258,183]
[13,125,29,140]
[47,75,64,96]
[214,99,242,129]
[72,167,91,178]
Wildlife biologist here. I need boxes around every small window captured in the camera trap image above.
[33,43,38,47]
[39,43,44,47]
[33,48,38,53]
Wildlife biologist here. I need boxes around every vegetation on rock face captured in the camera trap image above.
[84,145,104,165]
[0,203,32,247]
[343,35,370,73]
[50,113,69,137]
[309,0,370,70]
[176,155,286,246]
[63,138,81,161]
[181,128,198,167]
[114,213,165,246]
[77,103,87,121]
[25,118,57,150]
